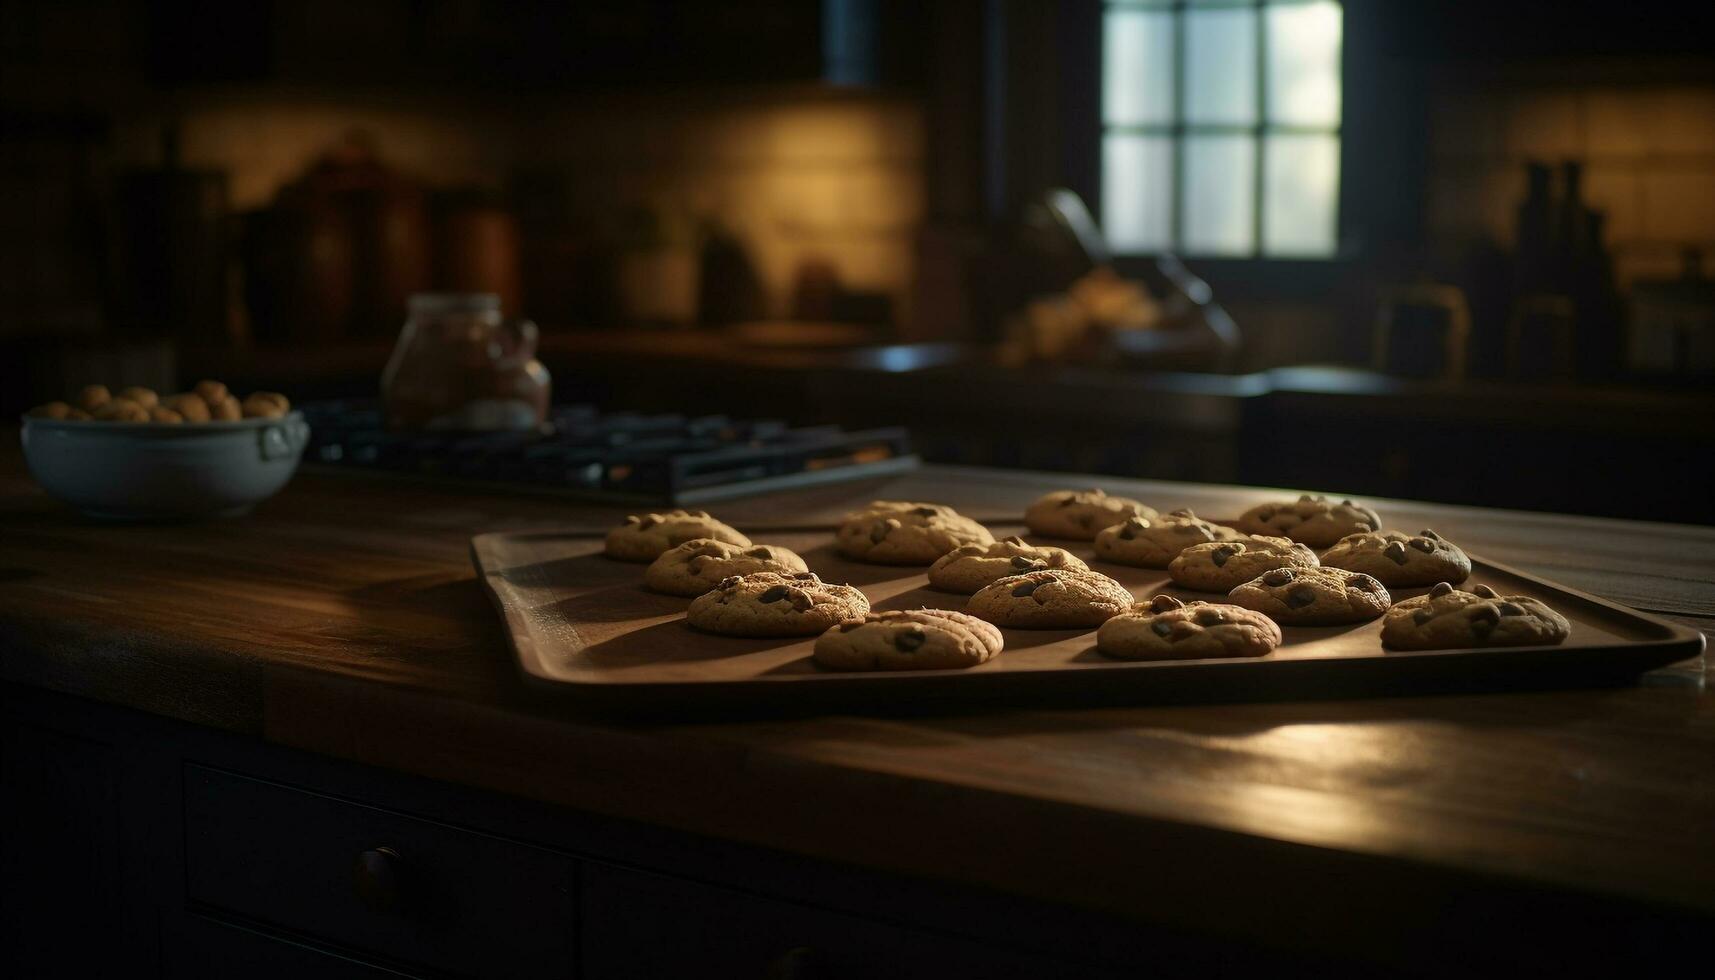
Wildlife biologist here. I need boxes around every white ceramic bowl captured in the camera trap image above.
[20,412,310,520]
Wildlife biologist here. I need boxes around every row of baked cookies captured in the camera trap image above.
[1009,489,1570,658]
[603,507,1003,671]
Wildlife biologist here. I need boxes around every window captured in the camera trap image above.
[1101,0,1342,258]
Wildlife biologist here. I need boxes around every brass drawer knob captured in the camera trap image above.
[352,846,404,915]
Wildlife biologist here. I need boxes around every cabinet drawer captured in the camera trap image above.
[580,863,1085,980]
[183,765,576,978]
[164,913,427,980]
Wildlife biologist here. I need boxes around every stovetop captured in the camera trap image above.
[299,401,916,504]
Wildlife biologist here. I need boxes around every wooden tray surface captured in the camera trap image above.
[472,524,1705,713]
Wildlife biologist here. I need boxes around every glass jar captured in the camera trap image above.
[380,293,550,430]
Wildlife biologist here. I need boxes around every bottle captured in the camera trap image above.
[1575,209,1620,380]
[1552,160,1586,295]
[1514,161,1553,296]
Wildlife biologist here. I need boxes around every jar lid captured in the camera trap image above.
[409,293,500,315]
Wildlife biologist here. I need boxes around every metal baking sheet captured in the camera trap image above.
[473,524,1705,716]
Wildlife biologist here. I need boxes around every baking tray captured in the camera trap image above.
[472,524,1705,715]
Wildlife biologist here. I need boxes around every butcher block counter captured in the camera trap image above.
[2,445,1713,977]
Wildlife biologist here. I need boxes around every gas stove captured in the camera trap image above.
[299,401,916,504]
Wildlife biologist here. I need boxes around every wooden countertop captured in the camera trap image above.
[2,448,1712,962]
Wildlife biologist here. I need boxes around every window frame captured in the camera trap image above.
[1069,0,1354,292]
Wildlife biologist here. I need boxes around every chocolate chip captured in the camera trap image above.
[792,572,817,581]
[1077,513,1094,528]
[1169,508,1193,518]
[624,515,641,525]
[638,516,660,529]
[1286,587,1318,609]
[688,556,709,573]
[1421,529,1440,540]
[1413,609,1434,625]
[1431,582,1454,597]
[688,510,710,519]
[1348,575,1381,593]
[1011,579,1041,597]
[1058,497,1076,507]
[1298,494,1314,503]
[745,547,772,558]
[1469,605,1500,637]
[1472,584,1498,599]
[1118,524,1136,540]
[717,576,743,590]
[1384,541,1410,565]
[1150,621,1173,637]
[894,629,927,652]
[1409,537,1435,553]
[1498,601,1525,617]
[1212,545,1238,568]
[912,506,938,517]
[1178,524,1202,534]
[1340,499,1353,507]
[1149,595,1184,613]
[1003,535,1027,545]
[1010,555,1043,569]
[1256,508,1275,521]
[1194,610,1225,626]
[1261,568,1296,587]
[759,585,790,603]
[870,521,890,543]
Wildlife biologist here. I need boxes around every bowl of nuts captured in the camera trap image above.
[21,381,309,520]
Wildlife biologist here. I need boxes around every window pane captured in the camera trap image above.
[1103,134,1173,252]
[1185,7,1256,126]
[1182,136,1255,255]
[1267,1,1342,126]
[1264,134,1340,256]
[1103,9,1175,125]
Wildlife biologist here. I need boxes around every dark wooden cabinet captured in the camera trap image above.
[183,766,578,978]
[1,686,1143,979]
[162,915,427,980]
[580,863,1079,980]
[0,717,125,978]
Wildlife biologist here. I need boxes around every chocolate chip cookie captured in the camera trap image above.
[1227,566,1391,626]
[1381,582,1570,650]
[1167,536,1319,593]
[1236,495,1382,548]
[643,539,809,596]
[1096,595,1282,661]
[606,509,750,562]
[1024,488,1157,540]
[686,571,870,637]
[1093,509,1247,568]
[1320,528,1471,587]
[966,567,1135,629]
[835,501,994,565]
[926,536,1089,594]
[814,609,1004,671]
